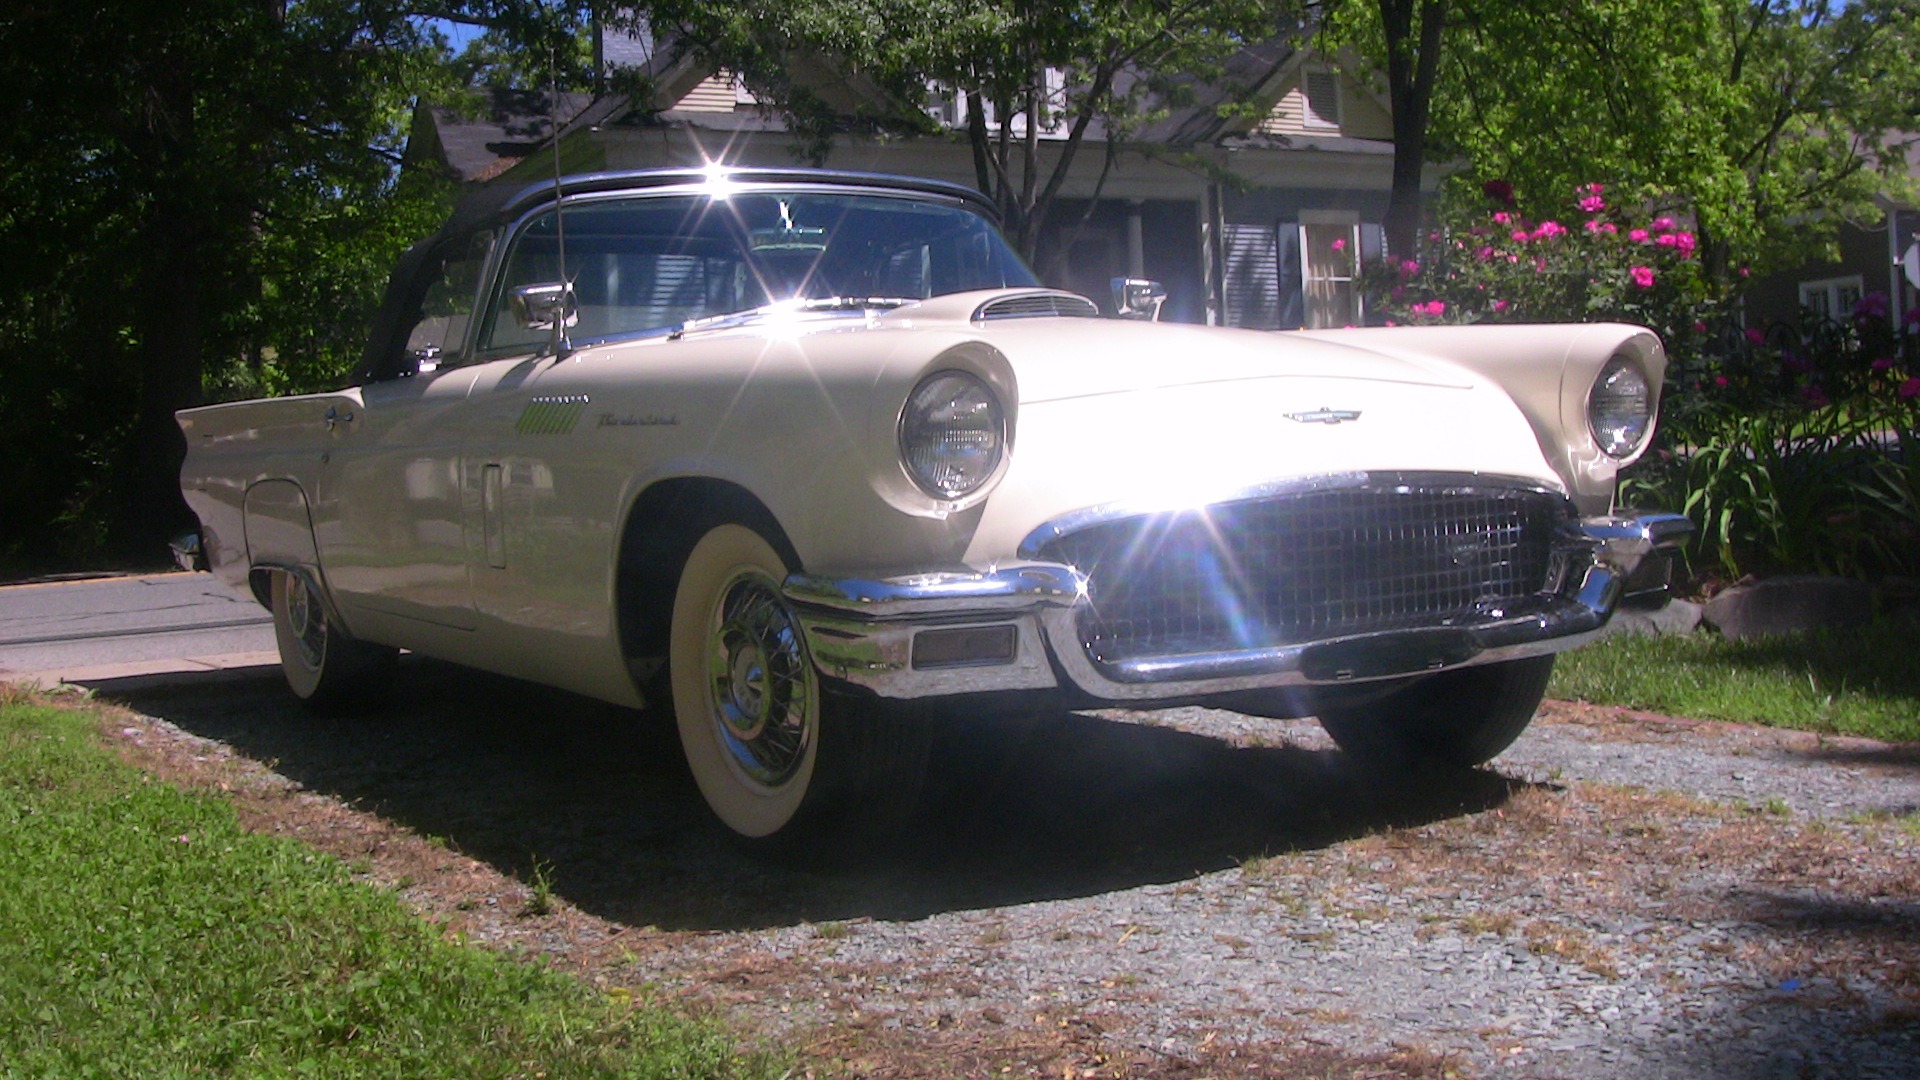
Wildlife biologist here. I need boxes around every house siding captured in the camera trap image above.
[679,73,744,112]
[1256,71,1393,141]
[1745,206,1918,328]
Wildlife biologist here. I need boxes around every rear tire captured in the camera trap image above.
[667,521,927,853]
[270,570,395,711]
[1315,655,1555,770]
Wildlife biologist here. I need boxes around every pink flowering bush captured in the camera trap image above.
[1369,182,1717,357]
[1375,180,1920,580]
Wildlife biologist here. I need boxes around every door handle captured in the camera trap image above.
[324,406,355,431]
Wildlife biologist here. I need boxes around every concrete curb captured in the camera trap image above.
[0,651,283,693]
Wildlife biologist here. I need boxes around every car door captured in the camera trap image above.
[311,366,483,632]
[310,231,493,635]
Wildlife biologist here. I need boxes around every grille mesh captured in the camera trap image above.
[1037,487,1563,663]
[974,293,1100,321]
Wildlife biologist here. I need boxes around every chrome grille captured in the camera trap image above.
[1037,487,1564,664]
[973,292,1100,321]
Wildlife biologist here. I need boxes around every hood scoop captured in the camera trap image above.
[973,291,1100,322]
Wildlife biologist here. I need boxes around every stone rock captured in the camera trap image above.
[1701,576,1876,641]
[1605,599,1704,638]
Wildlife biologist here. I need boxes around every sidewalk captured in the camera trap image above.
[1,651,283,694]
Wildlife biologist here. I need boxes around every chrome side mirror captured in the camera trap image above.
[510,283,577,331]
[1111,277,1167,321]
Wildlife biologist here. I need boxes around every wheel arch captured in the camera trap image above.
[242,478,322,610]
[614,476,801,688]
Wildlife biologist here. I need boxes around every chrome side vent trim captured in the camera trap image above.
[973,291,1101,322]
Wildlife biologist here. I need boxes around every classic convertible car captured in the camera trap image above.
[177,166,1688,845]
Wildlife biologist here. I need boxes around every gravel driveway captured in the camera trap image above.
[77,660,1920,1078]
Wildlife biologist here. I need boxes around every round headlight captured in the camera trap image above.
[1588,355,1653,458]
[900,371,1006,499]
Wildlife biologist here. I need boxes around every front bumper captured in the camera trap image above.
[785,510,1692,703]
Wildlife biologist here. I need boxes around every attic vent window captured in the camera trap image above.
[1304,69,1341,129]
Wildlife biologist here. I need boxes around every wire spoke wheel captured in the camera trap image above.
[270,570,395,711]
[667,518,929,853]
[705,569,816,789]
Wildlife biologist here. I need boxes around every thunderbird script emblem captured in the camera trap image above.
[1284,407,1363,425]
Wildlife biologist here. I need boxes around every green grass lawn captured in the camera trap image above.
[0,688,788,1079]
[1550,617,1920,743]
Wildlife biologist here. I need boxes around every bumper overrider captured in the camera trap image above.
[784,497,1691,703]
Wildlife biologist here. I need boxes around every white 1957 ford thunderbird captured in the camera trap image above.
[177,167,1688,846]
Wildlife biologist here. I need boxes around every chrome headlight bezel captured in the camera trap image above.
[898,370,1007,501]
[1587,353,1654,459]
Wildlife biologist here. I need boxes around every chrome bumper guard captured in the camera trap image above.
[784,511,1692,702]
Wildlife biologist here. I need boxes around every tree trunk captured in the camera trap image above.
[122,199,205,555]
[1379,0,1448,258]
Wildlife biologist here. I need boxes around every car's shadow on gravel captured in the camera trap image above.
[112,659,1536,931]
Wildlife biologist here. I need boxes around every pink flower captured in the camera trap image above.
[1714,376,1729,387]
[1412,300,1447,318]
[1651,216,1677,232]
[1477,245,1495,261]
[1585,182,1606,196]
[1738,266,1751,277]
[1493,211,1514,225]
[1512,229,1530,243]
[1533,221,1567,240]
[1656,233,1680,248]
[1692,321,1708,334]
[1399,259,1421,279]
[1744,328,1766,344]
[1872,357,1895,371]
[1901,377,1920,400]
[1578,195,1606,213]
[1493,299,1511,313]
[1331,237,1346,252]
[1628,229,1650,243]
[1629,266,1655,288]
[1854,292,1890,320]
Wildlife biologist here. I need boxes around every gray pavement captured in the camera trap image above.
[0,572,278,687]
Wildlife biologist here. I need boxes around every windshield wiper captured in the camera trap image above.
[666,297,918,340]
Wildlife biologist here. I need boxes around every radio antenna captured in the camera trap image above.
[548,44,574,360]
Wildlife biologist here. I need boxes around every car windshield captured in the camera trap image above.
[479,189,1039,352]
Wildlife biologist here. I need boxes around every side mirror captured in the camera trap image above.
[1111,277,1167,321]
[509,283,578,332]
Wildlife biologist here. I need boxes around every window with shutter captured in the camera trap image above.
[1303,69,1341,130]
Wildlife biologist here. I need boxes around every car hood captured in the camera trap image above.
[881,290,1475,404]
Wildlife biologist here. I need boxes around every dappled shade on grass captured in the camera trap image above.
[0,687,785,1079]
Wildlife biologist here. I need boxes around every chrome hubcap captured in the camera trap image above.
[706,571,814,788]
[285,574,326,669]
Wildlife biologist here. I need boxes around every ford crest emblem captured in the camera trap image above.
[1284,407,1363,425]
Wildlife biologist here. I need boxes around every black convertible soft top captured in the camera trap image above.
[356,168,999,384]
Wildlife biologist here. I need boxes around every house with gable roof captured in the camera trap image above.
[404,26,1440,329]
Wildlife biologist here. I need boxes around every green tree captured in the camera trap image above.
[1410,0,1918,283]
[629,0,1292,259]
[0,0,474,565]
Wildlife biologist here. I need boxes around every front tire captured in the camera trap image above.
[1315,655,1555,770]
[269,570,395,710]
[667,522,926,847]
